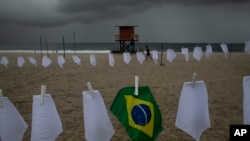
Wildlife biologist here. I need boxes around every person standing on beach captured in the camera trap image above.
[145,45,152,60]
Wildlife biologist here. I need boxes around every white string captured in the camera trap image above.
[2,76,243,101]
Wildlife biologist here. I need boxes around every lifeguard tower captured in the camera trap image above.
[115,25,139,52]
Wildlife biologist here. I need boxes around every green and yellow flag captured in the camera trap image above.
[110,86,163,141]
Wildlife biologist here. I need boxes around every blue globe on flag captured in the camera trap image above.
[131,104,152,126]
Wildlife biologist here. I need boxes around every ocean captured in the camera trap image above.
[0,42,245,53]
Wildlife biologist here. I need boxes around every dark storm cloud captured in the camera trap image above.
[58,0,249,14]
[0,0,249,27]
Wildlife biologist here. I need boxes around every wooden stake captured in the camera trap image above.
[73,31,76,55]
[62,36,66,58]
[160,43,165,66]
[40,35,43,58]
[45,38,49,56]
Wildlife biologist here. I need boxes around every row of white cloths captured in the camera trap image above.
[0,91,114,141]
[0,54,105,68]
[0,52,155,68]
[174,43,229,62]
[1,42,250,68]
[122,51,159,64]
[0,44,230,68]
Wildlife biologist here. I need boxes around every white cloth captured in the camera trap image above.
[83,90,115,141]
[220,43,229,57]
[193,47,203,61]
[176,81,211,141]
[42,56,52,68]
[151,50,158,64]
[57,56,65,69]
[1,56,9,68]
[72,55,81,66]
[17,56,25,68]
[205,44,213,58]
[31,94,63,141]
[108,53,115,67]
[0,97,28,141]
[136,51,145,64]
[181,48,189,62]
[166,49,176,63]
[123,52,131,64]
[244,41,250,54]
[90,54,97,67]
[243,76,250,124]
[28,56,37,66]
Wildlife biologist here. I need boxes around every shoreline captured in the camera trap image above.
[0,50,111,54]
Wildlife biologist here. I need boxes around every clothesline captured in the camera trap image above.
[2,75,244,100]
[0,44,239,68]
[0,45,244,70]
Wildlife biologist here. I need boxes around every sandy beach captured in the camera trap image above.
[0,52,250,141]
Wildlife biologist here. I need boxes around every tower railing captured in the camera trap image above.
[115,34,139,41]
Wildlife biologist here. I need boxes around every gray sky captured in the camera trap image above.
[0,0,250,43]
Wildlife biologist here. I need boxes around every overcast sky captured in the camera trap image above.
[0,0,250,43]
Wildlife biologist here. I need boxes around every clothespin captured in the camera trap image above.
[0,89,3,108]
[134,76,139,96]
[40,85,46,105]
[192,73,197,88]
[87,82,94,98]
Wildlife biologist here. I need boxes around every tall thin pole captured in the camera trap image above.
[73,31,76,55]
[45,38,49,56]
[229,43,232,58]
[160,43,165,66]
[40,35,43,58]
[62,36,66,58]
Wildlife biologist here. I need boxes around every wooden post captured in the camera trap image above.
[73,31,76,55]
[40,35,42,58]
[160,43,165,66]
[229,43,232,58]
[45,38,49,56]
[62,36,66,58]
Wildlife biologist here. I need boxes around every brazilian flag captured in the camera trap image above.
[110,86,163,141]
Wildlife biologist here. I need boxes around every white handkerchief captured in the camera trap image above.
[108,53,115,67]
[205,44,213,58]
[181,48,189,62]
[136,51,145,64]
[57,56,65,69]
[31,94,63,141]
[83,90,115,141]
[166,49,176,63]
[0,97,28,141]
[243,76,250,124]
[17,56,25,68]
[176,81,211,141]
[123,52,131,64]
[90,54,97,67]
[220,43,229,57]
[151,50,158,64]
[193,47,203,61]
[244,41,250,54]
[42,56,52,68]
[1,56,9,68]
[28,56,37,66]
[72,55,81,66]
